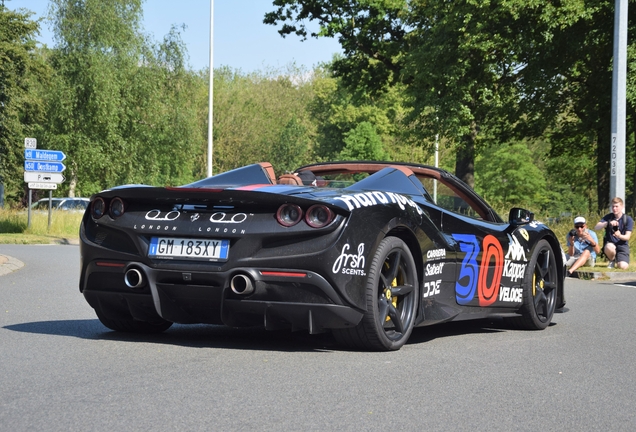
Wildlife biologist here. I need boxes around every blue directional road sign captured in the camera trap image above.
[24,149,66,162]
[24,160,66,173]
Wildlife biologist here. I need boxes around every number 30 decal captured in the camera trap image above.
[452,234,504,306]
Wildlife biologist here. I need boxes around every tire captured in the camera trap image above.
[95,311,173,334]
[334,237,419,351]
[506,239,558,330]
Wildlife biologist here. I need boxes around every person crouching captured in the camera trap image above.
[566,216,600,276]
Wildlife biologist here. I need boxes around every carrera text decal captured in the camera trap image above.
[426,248,446,260]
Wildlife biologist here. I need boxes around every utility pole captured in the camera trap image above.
[207,0,214,177]
[610,0,627,201]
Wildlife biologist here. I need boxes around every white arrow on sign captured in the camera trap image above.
[28,182,57,190]
[24,172,65,184]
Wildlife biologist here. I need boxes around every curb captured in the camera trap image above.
[572,270,636,281]
[0,255,25,277]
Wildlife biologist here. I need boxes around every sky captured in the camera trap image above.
[12,0,343,72]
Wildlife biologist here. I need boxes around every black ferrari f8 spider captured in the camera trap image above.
[79,161,565,351]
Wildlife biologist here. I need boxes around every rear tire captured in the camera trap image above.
[334,237,419,351]
[96,311,173,334]
[506,239,557,330]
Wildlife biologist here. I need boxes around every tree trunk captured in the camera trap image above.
[455,123,477,189]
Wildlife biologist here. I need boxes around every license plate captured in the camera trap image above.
[149,237,229,260]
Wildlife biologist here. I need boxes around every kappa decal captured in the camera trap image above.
[505,234,527,262]
[502,260,527,283]
[332,243,366,276]
[335,191,424,215]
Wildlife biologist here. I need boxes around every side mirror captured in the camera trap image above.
[509,208,534,225]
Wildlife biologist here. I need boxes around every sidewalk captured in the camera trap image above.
[0,254,25,276]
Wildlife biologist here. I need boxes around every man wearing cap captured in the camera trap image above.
[566,216,600,276]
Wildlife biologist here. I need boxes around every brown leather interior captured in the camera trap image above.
[278,174,303,185]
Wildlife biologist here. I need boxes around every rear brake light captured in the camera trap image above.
[305,205,335,228]
[109,197,125,219]
[276,204,303,227]
[91,198,106,220]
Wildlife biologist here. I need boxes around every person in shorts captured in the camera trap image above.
[594,197,633,269]
[566,216,600,276]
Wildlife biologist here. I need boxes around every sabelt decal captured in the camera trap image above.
[332,243,366,276]
[335,191,424,215]
[452,233,523,306]
[425,262,444,276]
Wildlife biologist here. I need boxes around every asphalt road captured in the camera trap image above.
[1,244,636,431]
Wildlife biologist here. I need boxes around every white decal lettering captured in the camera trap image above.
[502,260,527,282]
[426,248,446,260]
[425,262,445,276]
[498,287,523,303]
[332,243,366,276]
[423,280,441,298]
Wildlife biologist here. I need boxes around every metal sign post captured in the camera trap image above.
[23,137,67,231]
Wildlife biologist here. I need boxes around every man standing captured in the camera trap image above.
[594,197,634,269]
[566,216,600,276]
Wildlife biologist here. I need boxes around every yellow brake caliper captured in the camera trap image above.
[384,262,399,322]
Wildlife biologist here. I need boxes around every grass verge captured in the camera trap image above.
[0,209,81,244]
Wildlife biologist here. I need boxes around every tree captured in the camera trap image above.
[211,66,316,174]
[475,141,547,209]
[339,121,388,161]
[264,0,617,207]
[42,0,204,195]
[0,5,47,205]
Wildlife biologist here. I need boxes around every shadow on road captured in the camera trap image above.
[3,316,553,352]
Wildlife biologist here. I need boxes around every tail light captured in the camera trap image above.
[276,204,302,227]
[109,197,125,219]
[91,197,106,220]
[305,205,335,228]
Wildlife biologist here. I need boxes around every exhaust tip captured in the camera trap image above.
[124,268,145,289]
[231,274,254,295]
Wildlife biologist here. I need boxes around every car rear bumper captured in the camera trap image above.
[81,260,364,333]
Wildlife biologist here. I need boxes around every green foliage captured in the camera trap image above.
[339,122,388,161]
[0,6,48,205]
[475,141,546,209]
[40,0,205,196]
[212,66,316,174]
